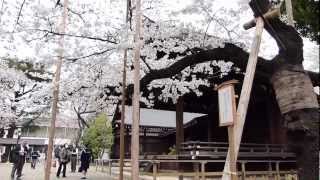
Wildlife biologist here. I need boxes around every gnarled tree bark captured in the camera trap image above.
[248,0,319,179]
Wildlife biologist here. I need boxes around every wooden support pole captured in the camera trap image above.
[193,162,200,180]
[176,97,184,152]
[109,160,112,175]
[228,126,237,180]
[176,97,184,180]
[119,30,128,180]
[101,160,104,172]
[44,1,68,180]
[222,17,264,180]
[95,160,98,172]
[152,162,157,180]
[131,0,143,179]
[268,162,272,178]
[285,0,294,26]
[241,162,246,180]
[201,162,206,180]
[119,0,131,177]
[142,128,147,153]
[276,162,280,180]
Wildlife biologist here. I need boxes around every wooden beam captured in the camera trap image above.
[222,17,264,180]
[44,1,68,180]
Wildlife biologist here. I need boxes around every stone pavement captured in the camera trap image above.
[0,162,114,180]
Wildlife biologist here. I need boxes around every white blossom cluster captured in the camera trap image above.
[0,0,318,127]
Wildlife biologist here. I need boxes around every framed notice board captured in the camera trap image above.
[218,85,236,126]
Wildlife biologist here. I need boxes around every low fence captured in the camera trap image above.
[94,159,298,180]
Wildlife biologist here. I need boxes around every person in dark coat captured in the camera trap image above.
[56,144,69,178]
[30,150,40,169]
[10,141,29,179]
[79,147,92,179]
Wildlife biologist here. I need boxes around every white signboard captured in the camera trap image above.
[218,85,235,126]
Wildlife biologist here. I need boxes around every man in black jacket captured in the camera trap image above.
[10,141,29,179]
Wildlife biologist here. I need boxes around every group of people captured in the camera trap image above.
[10,140,92,180]
[54,144,92,179]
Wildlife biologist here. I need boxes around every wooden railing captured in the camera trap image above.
[180,141,296,160]
[94,159,297,180]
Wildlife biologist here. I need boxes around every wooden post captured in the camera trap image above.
[119,0,130,178]
[44,1,68,180]
[216,80,238,180]
[125,127,130,157]
[241,162,246,180]
[201,162,206,180]
[108,160,112,175]
[193,162,200,180]
[285,0,294,26]
[222,17,264,180]
[152,162,157,180]
[176,97,184,180]
[101,160,104,172]
[268,162,272,178]
[176,96,184,153]
[228,126,237,180]
[131,0,142,179]
[95,159,98,171]
[276,162,280,180]
[207,113,213,142]
[143,128,147,153]
[119,28,128,180]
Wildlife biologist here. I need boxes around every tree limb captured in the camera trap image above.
[16,0,26,25]
[66,48,116,62]
[124,43,319,95]
[31,28,118,44]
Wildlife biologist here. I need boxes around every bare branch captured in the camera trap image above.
[65,48,116,62]
[141,57,153,72]
[16,0,26,25]
[31,28,118,44]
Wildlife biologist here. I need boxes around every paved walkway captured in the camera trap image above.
[0,162,113,180]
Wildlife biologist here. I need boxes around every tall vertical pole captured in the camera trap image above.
[44,0,68,180]
[119,0,130,179]
[222,17,264,180]
[285,0,294,26]
[176,97,184,180]
[131,0,142,179]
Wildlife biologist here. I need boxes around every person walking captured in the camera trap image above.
[70,145,77,173]
[79,147,92,179]
[30,150,40,169]
[56,144,69,178]
[10,141,29,179]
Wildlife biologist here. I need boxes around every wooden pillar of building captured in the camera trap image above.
[125,127,130,158]
[176,96,184,180]
[207,112,213,142]
[176,96,184,152]
[142,128,147,154]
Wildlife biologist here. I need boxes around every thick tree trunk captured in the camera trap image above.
[249,0,319,179]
